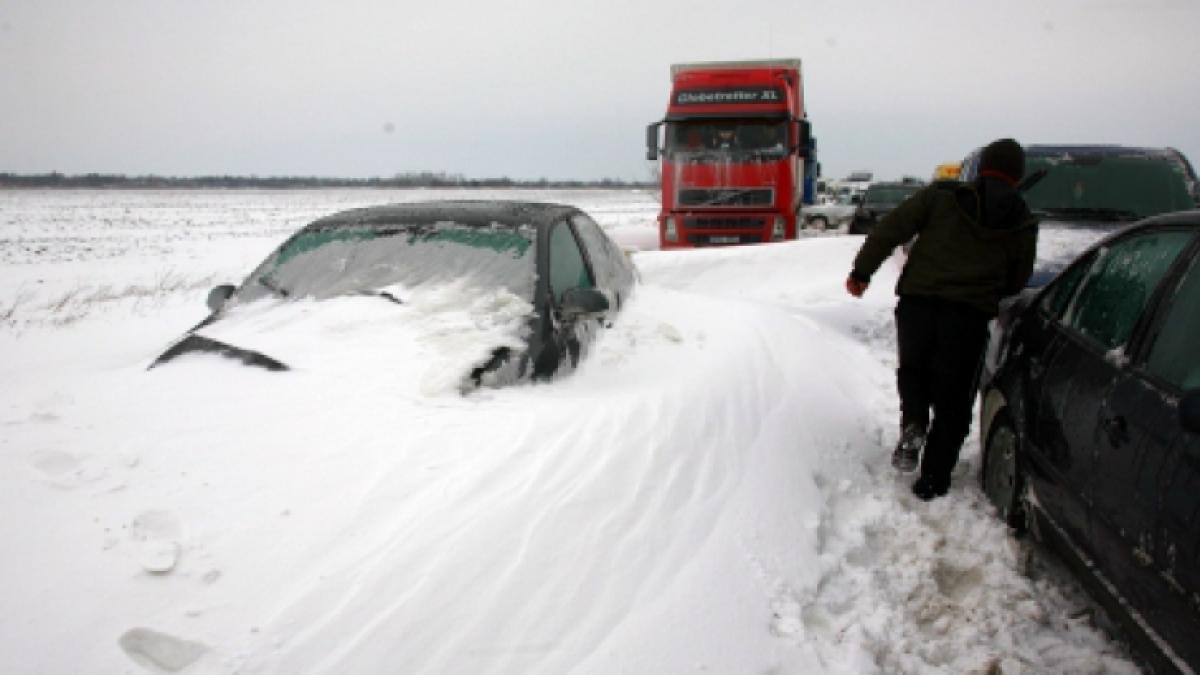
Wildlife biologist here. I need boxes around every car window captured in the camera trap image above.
[1024,155,1194,219]
[1038,253,1094,319]
[1063,229,1193,350]
[548,220,594,302]
[571,214,634,298]
[1145,254,1200,390]
[239,222,538,303]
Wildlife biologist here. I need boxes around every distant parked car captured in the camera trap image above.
[978,210,1200,673]
[151,201,637,389]
[848,181,924,234]
[801,192,859,230]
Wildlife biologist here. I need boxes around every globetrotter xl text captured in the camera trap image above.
[674,88,784,105]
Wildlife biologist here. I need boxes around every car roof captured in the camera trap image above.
[304,200,581,231]
[1026,144,1175,158]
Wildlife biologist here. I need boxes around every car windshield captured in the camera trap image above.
[1024,154,1195,220]
[236,220,538,304]
[864,185,920,206]
[665,120,788,160]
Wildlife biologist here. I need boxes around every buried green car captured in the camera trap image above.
[151,201,637,389]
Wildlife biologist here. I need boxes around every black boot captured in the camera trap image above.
[911,474,949,501]
[891,424,925,473]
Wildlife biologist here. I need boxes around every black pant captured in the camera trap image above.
[895,295,991,485]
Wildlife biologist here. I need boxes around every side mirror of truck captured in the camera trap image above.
[793,119,811,157]
[646,122,662,161]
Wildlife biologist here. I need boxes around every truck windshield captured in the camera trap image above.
[666,120,788,160]
[1024,154,1195,220]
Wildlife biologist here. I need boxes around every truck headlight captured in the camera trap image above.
[664,216,679,242]
[771,215,786,241]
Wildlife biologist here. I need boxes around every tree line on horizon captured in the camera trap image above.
[0,171,654,190]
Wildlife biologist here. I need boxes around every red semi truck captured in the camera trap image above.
[646,59,816,249]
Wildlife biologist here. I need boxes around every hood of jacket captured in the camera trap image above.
[954,177,1038,239]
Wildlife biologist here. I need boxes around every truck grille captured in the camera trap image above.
[682,215,767,245]
[684,216,767,231]
[678,188,773,207]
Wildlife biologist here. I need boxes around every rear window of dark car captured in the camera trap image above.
[238,222,538,303]
[864,185,920,206]
[1024,154,1194,219]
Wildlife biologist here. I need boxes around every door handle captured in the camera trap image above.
[1102,415,1128,446]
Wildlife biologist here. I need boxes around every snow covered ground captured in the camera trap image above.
[0,189,1140,673]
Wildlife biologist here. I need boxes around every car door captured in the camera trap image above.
[544,218,599,370]
[1105,244,1200,666]
[1039,228,1195,585]
[1018,254,1098,541]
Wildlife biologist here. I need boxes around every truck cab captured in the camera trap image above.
[646,60,815,249]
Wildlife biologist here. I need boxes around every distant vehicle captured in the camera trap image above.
[151,201,637,389]
[848,181,924,235]
[801,191,859,230]
[931,162,961,181]
[978,211,1200,674]
[645,59,816,248]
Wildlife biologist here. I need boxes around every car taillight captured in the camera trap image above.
[664,216,678,242]
[771,215,786,241]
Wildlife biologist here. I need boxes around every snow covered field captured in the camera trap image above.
[1,189,1139,673]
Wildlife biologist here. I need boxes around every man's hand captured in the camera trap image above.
[845,276,868,298]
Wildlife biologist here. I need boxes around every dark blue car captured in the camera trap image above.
[979,211,1200,673]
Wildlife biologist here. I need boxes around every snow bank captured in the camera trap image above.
[0,190,1137,674]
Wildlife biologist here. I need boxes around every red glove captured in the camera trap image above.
[845,276,868,298]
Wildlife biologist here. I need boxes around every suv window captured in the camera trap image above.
[1063,230,1193,350]
[1145,254,1200,390]
[1024,155,1194,220]
[548,221,594,303]
[863,185,920,206]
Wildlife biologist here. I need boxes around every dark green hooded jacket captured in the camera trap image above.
[850,178,1039,316]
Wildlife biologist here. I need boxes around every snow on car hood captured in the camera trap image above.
[183,281,533,396]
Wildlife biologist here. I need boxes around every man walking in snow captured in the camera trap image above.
[844,139,1038,500]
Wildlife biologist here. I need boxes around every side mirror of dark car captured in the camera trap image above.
[1181,389,1200,434]
[206,284,236,312]
[560,287,610,318]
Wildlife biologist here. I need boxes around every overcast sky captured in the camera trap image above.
[2,0,1199,182]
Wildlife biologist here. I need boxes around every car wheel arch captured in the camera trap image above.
[981,398,1029,532]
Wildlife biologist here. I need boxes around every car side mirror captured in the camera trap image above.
[1181,389,1200,434]
[206,284,236,312]
[560,287,610,318]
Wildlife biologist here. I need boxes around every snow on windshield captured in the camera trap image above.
[240,220,537,304]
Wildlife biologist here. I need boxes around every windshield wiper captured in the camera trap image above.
[357,289,404,305]
[1033,207,1141,222]
[258,275,291,298]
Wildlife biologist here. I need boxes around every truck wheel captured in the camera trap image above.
[809,215,828,230]
[982,411,1026,532]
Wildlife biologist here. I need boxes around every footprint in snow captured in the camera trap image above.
[130,510,183,574]
[118,627,207,673]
